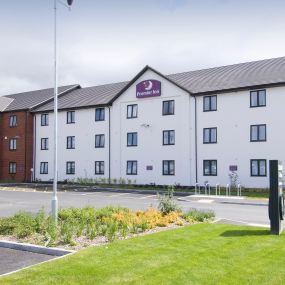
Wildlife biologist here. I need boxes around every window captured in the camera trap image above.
[127,104,138,119]
[250,90,266,107]
[67,136,75,149]
[127,161,137,175]
[203,96,217,112]
[127,132,138,146]
[41,138,49,150]
[40,162,48,174]
[95,161,104,175]
[9,162,16,174]
[9,139,17,151]
[41,114,49,126]
[203,160,217,176]
[203,128,217,143]
[163,160,175,175]
[95,108,105,121]
[95,134,105,148]
[66,161,75,174]
[67,111,75,124]
[250,124,266,142]
[9,115,17,127]
[162,100,175,115]
[163,130,175,145]
[251,159,267,176]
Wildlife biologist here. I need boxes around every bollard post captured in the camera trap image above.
[207,183,210,195]
[237,184,241,196]
[226,184,229,196]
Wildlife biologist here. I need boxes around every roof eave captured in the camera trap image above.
[108,65,192,105]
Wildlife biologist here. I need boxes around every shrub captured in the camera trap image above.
[183,208,215,222]
[158,185,181,215]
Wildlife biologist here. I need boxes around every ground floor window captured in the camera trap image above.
[66,161,75,174]
[40,162,48,174]
[127,161,137,175]
[95,161,104,175]
[9,162,16,174]
[163,160,175,175]
[250,159,266,176]
[203,160,217,176]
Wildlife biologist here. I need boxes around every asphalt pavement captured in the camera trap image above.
[0,189,270,226]
[0,247,54,275]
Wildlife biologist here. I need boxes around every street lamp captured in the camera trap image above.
[52,0,74,224]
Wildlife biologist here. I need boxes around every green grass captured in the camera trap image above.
[1,223,285,285]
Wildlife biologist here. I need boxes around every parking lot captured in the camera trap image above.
[0,188,269,226]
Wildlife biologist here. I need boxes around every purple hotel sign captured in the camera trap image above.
[136,80,161,98]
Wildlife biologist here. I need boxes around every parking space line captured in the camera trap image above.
[138,195,157,200]
[107,193,130,198]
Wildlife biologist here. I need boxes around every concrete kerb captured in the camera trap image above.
[0,183,193,197]
[0,240,74,256]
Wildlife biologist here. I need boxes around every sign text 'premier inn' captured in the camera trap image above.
[136,80,161,98]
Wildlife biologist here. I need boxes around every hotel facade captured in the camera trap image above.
[1,57,285,188]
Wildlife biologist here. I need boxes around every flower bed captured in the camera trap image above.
[0,206,214,250]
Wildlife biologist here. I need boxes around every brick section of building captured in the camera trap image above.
[0,111,33,182]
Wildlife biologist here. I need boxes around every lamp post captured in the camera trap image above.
[52,0,74,224]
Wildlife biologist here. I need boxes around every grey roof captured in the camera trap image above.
[33,81,128,112]
[2,85,79,112]
[168,56,285,94]
[0,97,14,112]
[32,56,285,112]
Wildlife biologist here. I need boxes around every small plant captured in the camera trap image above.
[113,178,117,185]
[183,208,215,222]
[127,179,132,185]
[158,185,181,215]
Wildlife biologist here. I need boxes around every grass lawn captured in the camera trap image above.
[1,223,285,285]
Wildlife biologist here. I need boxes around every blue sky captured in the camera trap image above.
[1,0,285,95]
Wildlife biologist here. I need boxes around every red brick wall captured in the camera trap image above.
[0,111,34,182]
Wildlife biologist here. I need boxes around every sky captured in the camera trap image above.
[1,0,285,96]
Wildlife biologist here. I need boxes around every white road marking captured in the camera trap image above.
[108,193,130,198]
[138,195,157,200]
[197,199,214,203]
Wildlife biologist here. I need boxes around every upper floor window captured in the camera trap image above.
[203,96,217,112]
[67,111,75,124]
[95,134,105,148]
[162,100,175,115]
[67,136,75,149]
[9,139,17,151]
[9,162,17,174]
[127,132,138,147]
[163,130,175,145]
[163,160,175,175]
[95,161,104,175]
[95,108,105,121]
[40,162,48,174]
[9,115,17,127]
[203,128,217,144]
[250,90,266,107]
[41,138,49,150]
[203,160,217,176]
[250,124,266,142]
[66,161,75,175]
[127,160,137,175]
[251,159,266,176]
[127,104,138,119]
[41,114,49,126]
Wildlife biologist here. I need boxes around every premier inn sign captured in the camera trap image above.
[136,80,161,98]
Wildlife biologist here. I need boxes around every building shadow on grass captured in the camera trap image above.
[221,229,270,237]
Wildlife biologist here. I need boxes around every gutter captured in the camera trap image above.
[194,96,198,183]
[108,106,111,182]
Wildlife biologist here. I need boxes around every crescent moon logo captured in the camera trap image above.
[144,80,153,91]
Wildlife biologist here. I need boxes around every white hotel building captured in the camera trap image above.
[31,57,285,188]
